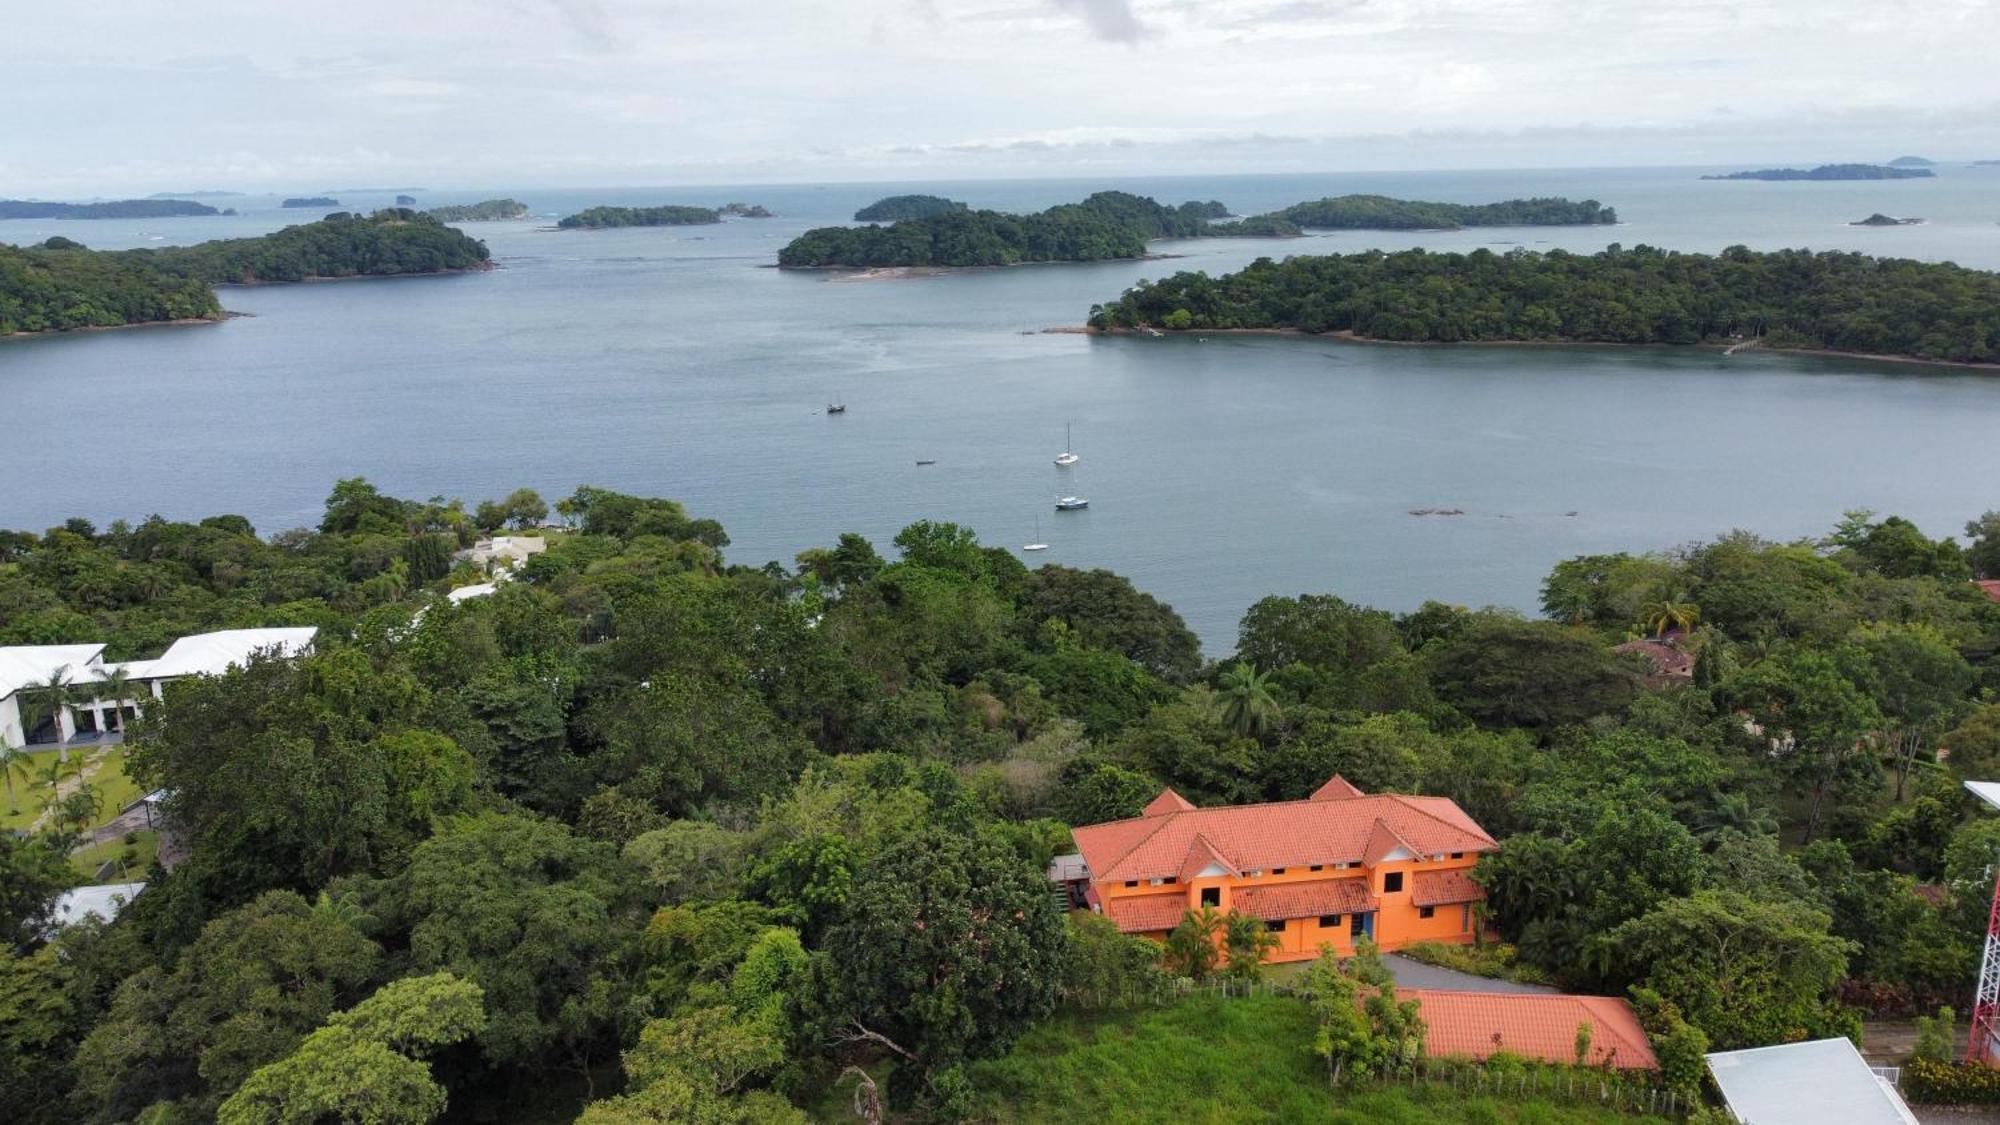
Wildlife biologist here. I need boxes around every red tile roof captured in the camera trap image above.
[1071,780,1497,885]
[1402,990,1659,1071]
[1977,579,2000,604]
[1233,879,1375,921]
[1312,774,1366,801]
[1614,638,1694,681]
[1102,893,1188,934]
[1178,834,1239,883]
[1143,788,1197,816]
[1411,869,1485,907]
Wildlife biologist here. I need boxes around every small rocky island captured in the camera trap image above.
[426,198,532,222]
[1704,164,1935,181]
[1850,213,1923,226]
[721,202,772,218]
[282,196,340,208]
[395,194,417,206]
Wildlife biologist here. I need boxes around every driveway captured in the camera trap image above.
[1383,954,1557,994]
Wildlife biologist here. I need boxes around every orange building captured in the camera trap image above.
[1063,775,1497,963]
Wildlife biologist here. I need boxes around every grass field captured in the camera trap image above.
[962,995,1669,1124]
[0,743,142,833]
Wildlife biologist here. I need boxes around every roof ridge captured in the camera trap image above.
[1385,793,1497,846]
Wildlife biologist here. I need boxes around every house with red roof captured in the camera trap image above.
[1405,990,1659,1071]
[1062,775,1498,963]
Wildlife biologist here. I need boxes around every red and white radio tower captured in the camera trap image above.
[1964,781,2000,1063]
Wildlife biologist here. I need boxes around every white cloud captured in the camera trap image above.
[2,0,1997,194]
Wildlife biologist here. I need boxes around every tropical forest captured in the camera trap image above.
[4,475,2000,1121]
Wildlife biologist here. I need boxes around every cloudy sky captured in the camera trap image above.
[7,0,1999,195]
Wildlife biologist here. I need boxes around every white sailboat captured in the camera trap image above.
[1054,423,1079,466]
[1024,517,1048,552]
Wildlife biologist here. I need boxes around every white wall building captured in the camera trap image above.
[0,627,317,750]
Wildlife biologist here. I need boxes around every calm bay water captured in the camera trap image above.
[4,166,2000,651]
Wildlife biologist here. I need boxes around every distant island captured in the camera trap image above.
[1086,244,2000,366]
[557,205,724,229]
[779,191,1300,268]
[395,194,417,206]
[0,198,221,220]
[1272,194,1616,230]
[853,194,970,221]
[426,198,531,222]
[1850,213,1922,226]
[780,190,1620,269]
[1887,156,1935,167]
[721,202,773,218]
[1702,164,1935,181]
[1,209,491,335]
[282,196,340,208]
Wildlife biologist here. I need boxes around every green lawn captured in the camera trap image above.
[1,743,143,833]
[962,995,1670,1124]
[70,829,159,880]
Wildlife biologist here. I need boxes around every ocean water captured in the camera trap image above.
[4,166,2000,652]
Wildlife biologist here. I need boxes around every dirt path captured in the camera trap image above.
[25,743,120,833]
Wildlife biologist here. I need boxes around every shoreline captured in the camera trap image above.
[1,312,244,342]
[1066,326,2000,372]
[215,262,496,287]
[777,253,1186,280]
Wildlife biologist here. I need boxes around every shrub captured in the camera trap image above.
[1906,1057,2000,1104]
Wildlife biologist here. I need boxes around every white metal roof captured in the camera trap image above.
[141,628,317,680]
[446,582,498,604]
[1966,780,2000,813]
[47,882,147,930]
[1706,1038,1918,1125]
[0,644,109,700]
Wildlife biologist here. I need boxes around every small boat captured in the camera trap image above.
[1023,517,1048,552]
[1054,422,1079,466]
[826,403,846,414]
[1055,496,1089,511]
[915,458,936,466]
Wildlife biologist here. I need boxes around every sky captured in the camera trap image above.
[7,0,2000,196]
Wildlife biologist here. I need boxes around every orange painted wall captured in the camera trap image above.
[1095,853,1483,965]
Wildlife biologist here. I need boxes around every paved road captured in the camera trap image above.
[1383,954,1557,994]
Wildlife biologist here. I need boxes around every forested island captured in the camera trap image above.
[424,198,531,222]
[395,194,417,206]
[0,199,221,220]
[1087,244,2000,364]
[1,210,489,333]
[4,476,2000,1122]
[281,196,339,208]
[1272,194,1616,230]
[1888,156,1936,167]
[1852,213,1922,226]
[1704,164,1935,181]
[779,191,1297,268]
[721,202,773,218]
[780,191,1621,269]
[0,238,222,333]
[854,194,967,221]
[557,205,723,229]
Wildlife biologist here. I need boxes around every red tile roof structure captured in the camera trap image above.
[1071,780,1497,885]
[1232,879,1376,922]
[1402,990,1659,1071]
[1411,869,1485,908]
[1977,579,2000,604]
[1101,894,1188,934]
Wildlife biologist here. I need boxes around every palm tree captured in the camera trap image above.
[90,665,147,734]
[22,666,79,765]
[1638,600,1700,639]
[0,743,30,816]
[311,890,379,935]
[1215,663,1282,739]
[1690,790,1779,845]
